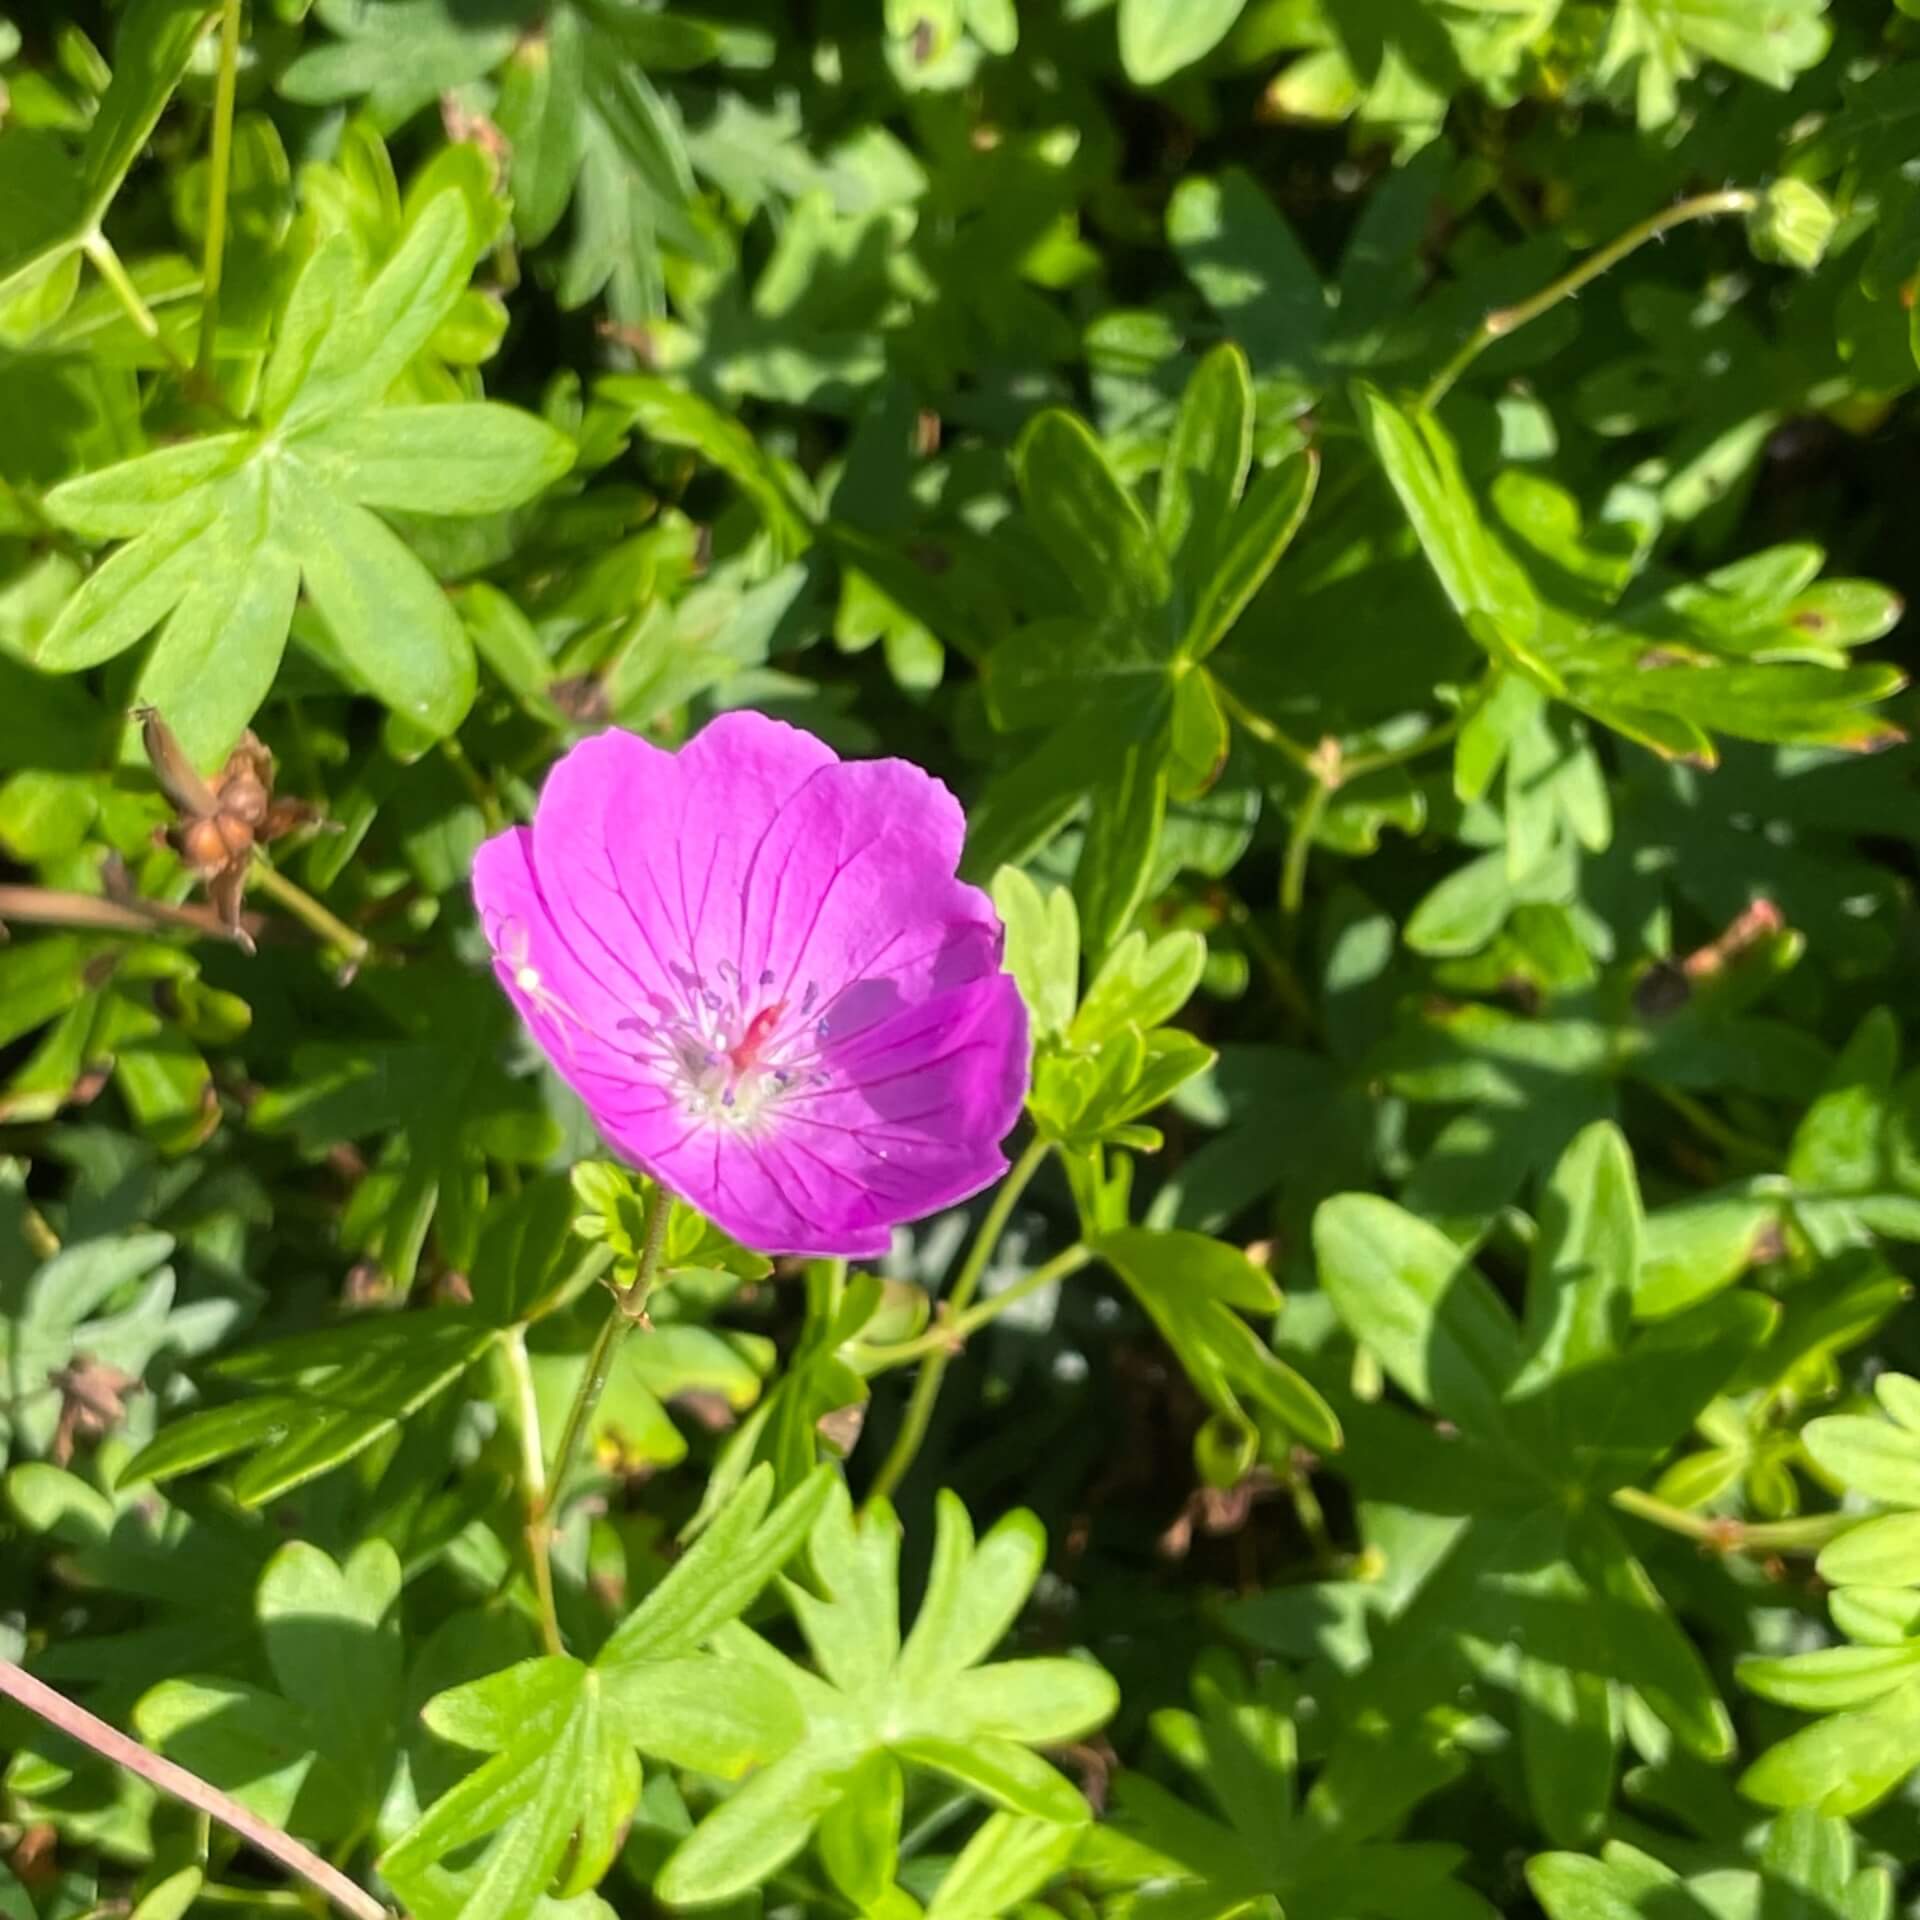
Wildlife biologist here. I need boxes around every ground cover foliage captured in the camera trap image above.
[5,1,1920,1917]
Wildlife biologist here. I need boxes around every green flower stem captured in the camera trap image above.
[1419,188,1761,413]
[1227,895,1319,1036]
[248,854,372,981]
[1610,1485,1855,1555]
[502,1329,563,1657]
[866,1135,1052,1506]
[532,1183,671,1560]
[1280,771,1333,922]
[0,1660,390,1920]
[83,232,233,420]
[854,1241,1094,1374]
[196,0,245,379]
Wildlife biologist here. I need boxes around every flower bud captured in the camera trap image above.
[1746,179,1838,271]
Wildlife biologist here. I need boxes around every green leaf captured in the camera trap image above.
[1117,0,1249,84]
[655,1485,1115,1908]
[597,374,811,558]
[1095,1228,1341,1456]
[0,1227,185,1464]
[1169,170,1330,383]
[37,189,567,765]
[0,0,215,317]
[385,1467,829,1920]
[1158,341,1254,571]
[1804,1414,1920,1508]
[1314,1192,1522,1437]
[117,1309,500,1506]
[1074,742,1168,963]
[297,405,575,514]
[1181,449,1318,662]
[992,867,1080,1044]
[1598,0,1832,127]
[1015,410,1170,627]
[1354,382,1547,677]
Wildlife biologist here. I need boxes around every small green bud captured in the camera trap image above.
[1746,179,1838,272]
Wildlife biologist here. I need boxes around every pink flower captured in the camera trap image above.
[472,712,1029,1257]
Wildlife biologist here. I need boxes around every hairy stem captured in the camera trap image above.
[1610,1486,1853,1555]
[866,1136,1051,1505]
[0,1661,389,1920]
[196,0,245,379]
[531,1183,672,1601]
[1420,188,1760,412]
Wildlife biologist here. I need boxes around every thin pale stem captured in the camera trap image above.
[83,234,232,418]
[1610,1486,1853,1555]
[1227,896,1319,1037]
[1280,776,1332,922]
[0,1661,389,1920]
[866,1136,1051,1506]
[1342,714,1461,782]
[248,855,371,981]
[196,0,245,378]
[502,1330,562,1657]
[854,1243,1094,1373]
[1419,189,1760,413]
[1212,677,1315,772]
[1648,1083,1778,1171]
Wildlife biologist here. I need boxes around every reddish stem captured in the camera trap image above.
[0,1661,391,1920]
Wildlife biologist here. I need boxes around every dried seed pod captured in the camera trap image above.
[137,710,322,953]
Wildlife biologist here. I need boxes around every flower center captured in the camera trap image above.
[628,965,830,1130]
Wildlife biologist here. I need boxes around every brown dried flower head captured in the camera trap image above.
[139,709,319,951]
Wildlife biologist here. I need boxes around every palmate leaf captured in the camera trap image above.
[1596,0,1832,128]
[278,0,722,322]
[0,1175,236,1469]
[971,345,1316,956]
[1356,387,1905,765]
[493,0,723,322]
[381,1466,831,1920]
[1529,1812,1890,1920]
[116,1176,578,1505]
[3,1457,268,1763]
[33,189,573,769]
[1736,1370,1920,1814]
[133,1539,404,1842]
[278,0,530,129]
[654,1482,1118,1909]
[1098,1656,1493,1920]
[1312,1123,1775,1843]
[247,965,560,1287]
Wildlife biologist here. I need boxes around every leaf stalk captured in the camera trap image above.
[866,1135,1052,1505]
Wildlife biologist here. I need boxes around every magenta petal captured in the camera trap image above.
[472,713,1031,1258]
